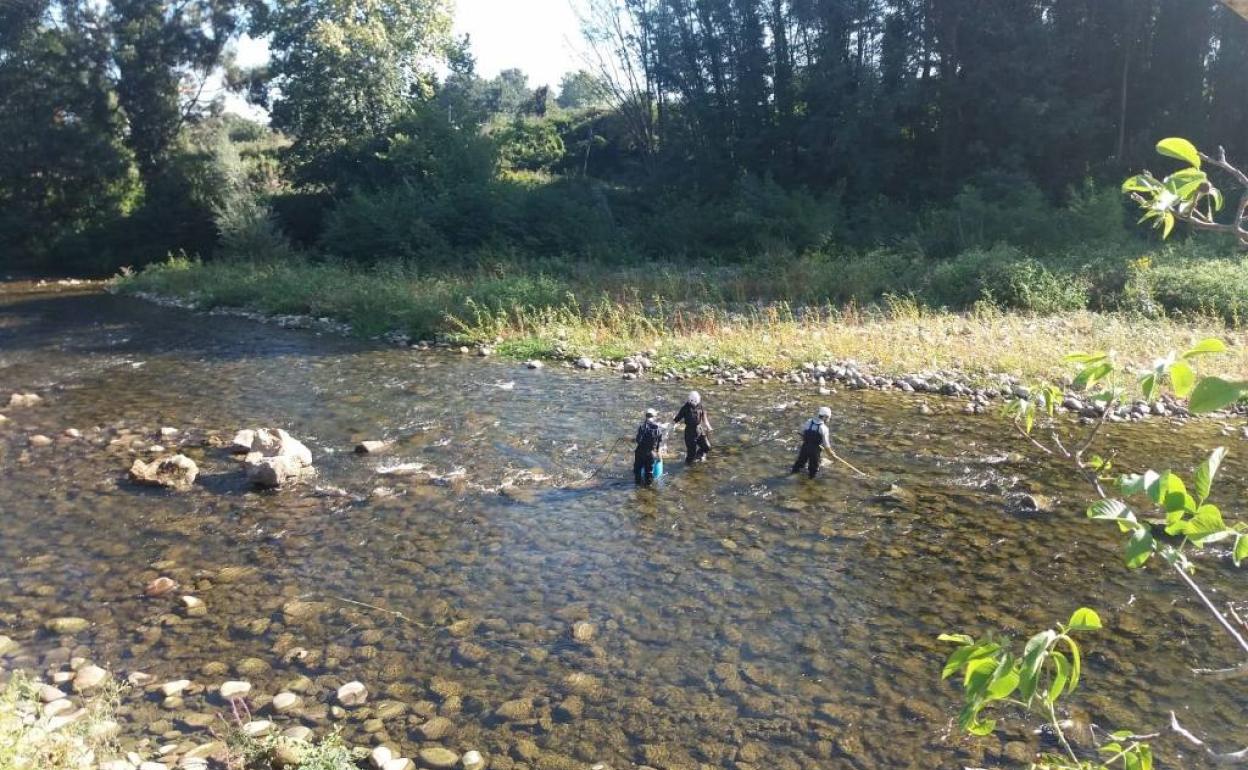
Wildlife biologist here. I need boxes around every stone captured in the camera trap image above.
[242,720,273,737]
[129,455,199,492]
[575,357,594,370]
[372,746,395,769]
[160,680,191,697]
[0,635,16,656]
[554,696,583,722]
[230,429,256,452]
[283,726,313,741]
[356,440,394,454]
[461,751,486,770]
[44,699,74,718]
[494,699,533,721]
[235,657,269,677]
[272,692,300,713]
[38,684,66,702]
[384,760,415,770]
[337,680,368,707]
[570,621,596,642]
[8,392,42,408]
[145,576,178,596]
[241,428,314,487]
[220,681,251,699]
[72,664,108,692]
[453,642,488,666]
[28,434,53,447]
[418,748,460,770]
[525,360,543,370]
[181,595,207,617]
[416,716,454,740]
[179,713,216,730]
[245,453,307,489]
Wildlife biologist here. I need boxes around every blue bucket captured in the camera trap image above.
[652,458,664,479]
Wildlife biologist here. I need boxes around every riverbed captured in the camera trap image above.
[1,287,1246,769]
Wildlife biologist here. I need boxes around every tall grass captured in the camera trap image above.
[115,251,1248,383]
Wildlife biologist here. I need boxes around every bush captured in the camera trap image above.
[925,245,1090,312]
[495,118,565,172]
[320,185,451,264]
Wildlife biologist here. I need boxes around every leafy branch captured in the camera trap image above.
[1124,138,1248,247]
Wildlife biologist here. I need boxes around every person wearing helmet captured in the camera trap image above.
[792,406,834,478]
[634,407,666,485]
[672,390,713,465]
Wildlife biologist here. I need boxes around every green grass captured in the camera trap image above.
[0,671,121,770]
[114,253,1248,385]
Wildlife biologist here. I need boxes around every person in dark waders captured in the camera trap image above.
[672,390,712,464]
[792,406,834,478]
[634,408,665,486]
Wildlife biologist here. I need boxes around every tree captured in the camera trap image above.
[0,0,140,266]
[557,69,609,110]
[250,0,454,181]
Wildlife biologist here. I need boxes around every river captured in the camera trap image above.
[1,287,1246,769]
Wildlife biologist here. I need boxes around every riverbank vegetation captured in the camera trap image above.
[116,254,1248,384]
[0,671,120,770]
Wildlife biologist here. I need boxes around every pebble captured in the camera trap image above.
[73,664,108,692]
[337,680,368,706]
[0,635,16,656]
[181,596,207,617]
[570,621,597,642]
[45,616,90,634]
[38,683,67,702]
[242,720,273,737]
[525,360,543,370]
[64,428,82,439]
[356,440,393,454]
[161,679,191,697]
[283,725,313,741]
[384,759,415,770]
[145,576,178,596]
[44,698,75,717]
[372,746,395,769]
[461,750,486,770]
[418,748,460,769]
[494,699,533,721]
[220,680,251,699]
[416,715,454,740]
[272,691,301,713]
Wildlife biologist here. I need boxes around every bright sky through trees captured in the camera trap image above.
[452,0,585,86]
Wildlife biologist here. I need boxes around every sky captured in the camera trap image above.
[452,0,587,86]
[223,0,587,117]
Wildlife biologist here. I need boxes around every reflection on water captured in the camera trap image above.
[1,290,1246,769]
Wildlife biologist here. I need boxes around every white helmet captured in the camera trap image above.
[817,406,832,420]
[687,391,701,406]
[645,407,657,418]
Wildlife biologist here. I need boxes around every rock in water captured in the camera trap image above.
[129,454,199,492]
[73,665,108,692]
[144,576,178,596]
[44,617,90,634]
[355,440,393,454]
[230,429,256,453]
[8,392,42,408]
[461,750,485,770]
[241,428,315,488]
[337,681,368,707]
[417,748,459,770]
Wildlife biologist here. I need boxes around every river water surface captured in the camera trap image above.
[2,288,1247,769]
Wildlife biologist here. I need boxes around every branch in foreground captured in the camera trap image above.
[1170,712,1248,765]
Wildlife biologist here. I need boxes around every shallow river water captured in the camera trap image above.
[2,288,1247,770]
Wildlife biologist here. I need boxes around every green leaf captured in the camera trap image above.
[1139,372,1158,402]
[1156,137,1202,168]
[1189,377,1248,414]
[1184,338,1227,358]
[1183,504,1229,545]
[985,657,1019,701]
[1073,361,1113,391]
[1064,352,1108,364]
[1212,187,1225,212]
[1046,650,1070,704]
[1088,498,1134,523]
[1064,635,1082,693]
[1122,175,1156,194]
[1162,211,1176,239]
[1194,446,1227,504]
[1018,629,1056,702]
[1170,360,1196,398]
[1234,534,1248,567]
[937,633,973,645]
[1125,526,1156,569]
[1119,471,1159,498]
[1067,607,1102,632]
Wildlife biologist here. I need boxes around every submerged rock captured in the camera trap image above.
[355,440,394,454]
[44,617,90,634]
[417,747,460,770]
[129,454,199,492]
[8,392,42,408]
[337,680,368,707]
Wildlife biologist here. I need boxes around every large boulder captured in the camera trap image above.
[240,428,314,488]
[129,454,199,492]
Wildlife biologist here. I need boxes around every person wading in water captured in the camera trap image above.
[672,390,712,465]
[634,408,665,486]
[791,406,834,478]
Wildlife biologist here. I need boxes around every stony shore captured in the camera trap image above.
[118,290,1247,429]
